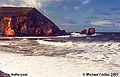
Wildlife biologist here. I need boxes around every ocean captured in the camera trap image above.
[0,32,120,74]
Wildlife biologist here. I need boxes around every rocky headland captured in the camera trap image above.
[0,7,66,36]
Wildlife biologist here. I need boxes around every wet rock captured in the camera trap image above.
[80,29,87,34]
[86,27,95,35]
[80,28,95,35]
[60,30,67,35]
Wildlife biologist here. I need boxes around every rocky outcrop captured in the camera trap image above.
[80,27,95,35]
[0,7,66,36]
[80,29,87,34]
[86,28,95,35]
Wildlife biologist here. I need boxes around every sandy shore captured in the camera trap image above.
[0,51,115,77]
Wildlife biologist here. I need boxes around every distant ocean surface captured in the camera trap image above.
[0,32,120,72]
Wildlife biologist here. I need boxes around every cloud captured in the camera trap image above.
[74,6,79,10]
[21,0,42,8]
[60,6,72,12]
[0,0,91,10]
[43,10,54,15]
[94,10,112,15]
[108,18,120,22]
[111,7,120,11]
[63,18,77,24]
[0,0,65,9]
[106,18,120,26]
[73,0,91,10]
[59,24,78,26]
[85,16,100,19]
[59,17,77,24]
[82,0,90,5]
[1,0,42,9]
[90,20,112,25]
[90,18,120,27]
[44,10,77,24]
[87,9,93,13]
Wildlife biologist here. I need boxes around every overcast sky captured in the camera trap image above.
[0,0,120,32]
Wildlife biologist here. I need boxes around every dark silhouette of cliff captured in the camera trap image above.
[0,7,66,36]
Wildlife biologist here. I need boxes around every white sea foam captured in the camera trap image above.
[0,51,114,77]
[36,40,73,46]
[0,38,120,73]
[57,35,70,38]
[36,39,120,72]
[70,33,101,37]
[36,39,120,50]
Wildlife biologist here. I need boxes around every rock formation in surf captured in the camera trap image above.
[86,28,95,35]
[80,29,87,34]
[80,27,95,35]
[0,7,66,36]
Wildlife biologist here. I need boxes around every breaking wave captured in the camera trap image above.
[0,33,120,72]
[36,39,120,68]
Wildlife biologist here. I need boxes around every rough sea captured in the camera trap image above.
[0,32,120,73]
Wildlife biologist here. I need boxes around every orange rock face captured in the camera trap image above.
[86,28,95,35]
[80,28,95,35]
[0,7,66,36]
[4,28,15,36]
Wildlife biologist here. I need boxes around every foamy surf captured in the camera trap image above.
[36,39,120,72]
[0,32,120,76]
[36,40,73,46]
[70,33,101,37]
[0,51,114,77]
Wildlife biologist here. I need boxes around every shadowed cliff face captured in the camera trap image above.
[0,7,66,36]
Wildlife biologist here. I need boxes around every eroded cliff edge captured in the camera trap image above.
[0,7,66,36]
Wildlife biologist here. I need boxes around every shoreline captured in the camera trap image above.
[0,50,115,77]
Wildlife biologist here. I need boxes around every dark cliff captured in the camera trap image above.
[0,7,66,36]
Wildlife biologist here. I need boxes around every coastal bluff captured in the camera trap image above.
[0,7,66,36]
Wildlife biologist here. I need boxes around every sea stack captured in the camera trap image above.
[0,7,66,36]
[86,28,95,35]
[80,29,87,34]
[80,27,95,35]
